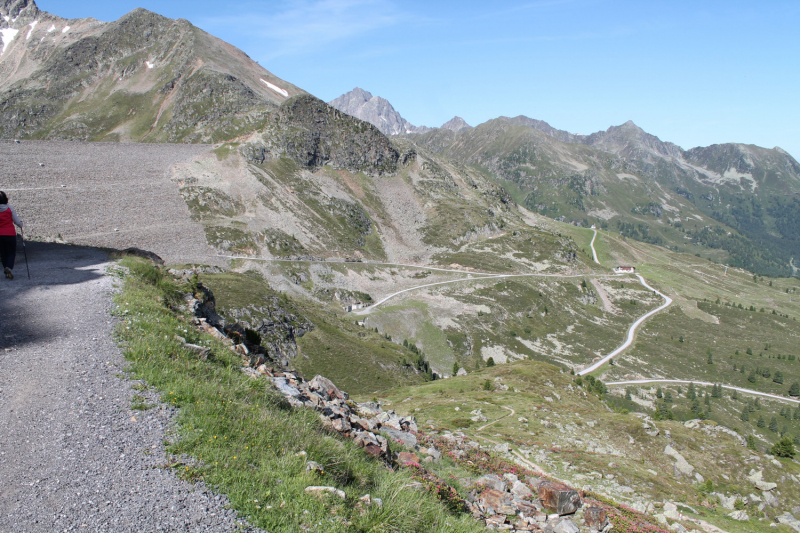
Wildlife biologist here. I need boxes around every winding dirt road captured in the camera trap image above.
[607,379,800,405]
[578,274,673,375]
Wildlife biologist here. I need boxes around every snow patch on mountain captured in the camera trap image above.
[260,78,288,97]
[1,27,19,54]
[26,20,37,39]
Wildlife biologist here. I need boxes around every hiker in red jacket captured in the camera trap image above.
[0,191,24,280]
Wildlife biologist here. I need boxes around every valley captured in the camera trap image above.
[1,1,800,532]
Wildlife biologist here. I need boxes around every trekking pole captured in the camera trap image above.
[20,229,31,279]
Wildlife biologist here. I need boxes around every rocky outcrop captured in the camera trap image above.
[173,268,310,367]
[243,94,414,177]
[224,302,314,367]
[243,366,424,462]
[0,0,39,28]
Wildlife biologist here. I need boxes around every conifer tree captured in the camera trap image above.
[687,382,697,400]
[769,417,779,433]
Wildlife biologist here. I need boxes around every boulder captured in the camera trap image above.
[762,490,779,508]
[538,480,581,516]
[777,513,800,533]
[382,427,417,447]
[514,500,542,517]
[456,367,468,376]
[477,488,517,516]
[663,445,694,476]
[715,493,737,510]
[477,474,506,492]
[484,515,508,527]
[305,461,324,474]
[663,502,680,520]
[308,375,347,400]
[331,417,351,433]
[584,506,608,532]
[241,367,261,379]
[747,469,777,491]
[544,517,580,533]
[510,480,534,500]
[271,377,302,397]
[305,486,345,499]
[359,494,382,508]
[727,510,749,521]
[363,443,383,457]
[425,447,442,461]
[397,452,419,465]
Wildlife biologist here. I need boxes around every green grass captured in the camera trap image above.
[113,257,483,533]
[196,270,429,395]
[365,359,800,533]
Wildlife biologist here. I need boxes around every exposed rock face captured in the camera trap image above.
[440,116,471,133]
[328,87,432,136]
[0,0,39,27]
[224,301,314,367]
[243,94,413,177]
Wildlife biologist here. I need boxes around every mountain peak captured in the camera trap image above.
[441,116,471,133]
[329,88,430,136]
[0,0,39,28]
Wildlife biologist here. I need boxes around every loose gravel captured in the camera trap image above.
[0,140,220,265]
[0,242,261,532]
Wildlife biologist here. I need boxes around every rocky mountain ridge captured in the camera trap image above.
[0,0,303,142]
[408,112,800,276]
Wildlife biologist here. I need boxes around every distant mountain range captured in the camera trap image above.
[2,0,799,277]
[328,88,472,137]
[327,87,800,276]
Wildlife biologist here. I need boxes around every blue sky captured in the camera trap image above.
[40,0,800,157]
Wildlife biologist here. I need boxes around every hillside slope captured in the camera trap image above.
[0,0,303,143]
[170,94,569,267]
[410,118,800,277]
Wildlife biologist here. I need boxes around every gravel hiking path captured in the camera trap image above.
[0,140,220,265]
[0,241,260,532]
